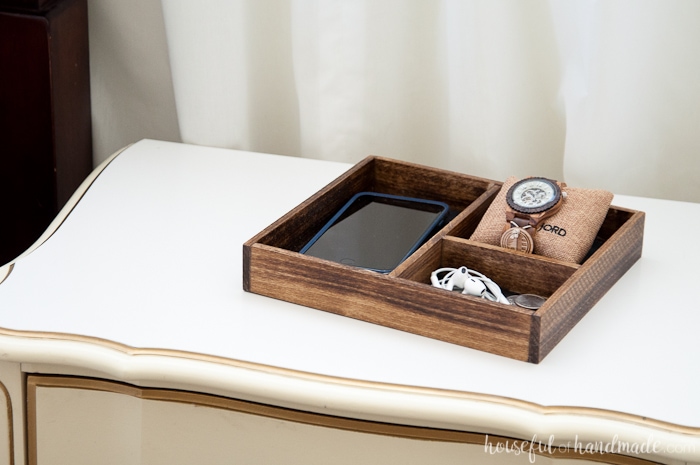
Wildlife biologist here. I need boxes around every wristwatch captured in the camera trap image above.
[500,177,566,253]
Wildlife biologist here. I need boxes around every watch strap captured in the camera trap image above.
[504,211,537,230]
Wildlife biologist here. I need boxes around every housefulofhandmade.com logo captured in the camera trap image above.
[483,434,694,463]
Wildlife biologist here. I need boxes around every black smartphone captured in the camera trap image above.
[299,192,449,273]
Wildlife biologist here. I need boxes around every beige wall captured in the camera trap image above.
[87,0,181,165]
[84,1,700,203]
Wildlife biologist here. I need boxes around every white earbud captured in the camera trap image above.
[462,277,487,297]
[430,271,443,288]
[430,266,509,304]
[446,266,469,290]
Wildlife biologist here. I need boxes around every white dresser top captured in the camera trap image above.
[1,140,698,460]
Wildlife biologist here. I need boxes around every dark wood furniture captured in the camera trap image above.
[0,0,92,266]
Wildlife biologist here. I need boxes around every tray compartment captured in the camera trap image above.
[397,237,578,299]
[446,181,641,266]
[393,237,580,361]
[248,156,497,255]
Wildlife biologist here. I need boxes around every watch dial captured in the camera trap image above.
[507,178,561,213]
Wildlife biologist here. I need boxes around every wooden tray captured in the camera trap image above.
[243,156,644,363]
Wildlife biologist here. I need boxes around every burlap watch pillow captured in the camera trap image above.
[470,176,613,264]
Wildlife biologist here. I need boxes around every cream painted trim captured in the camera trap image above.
[0,381,14,465]
[26,375,660,465]
[2,331,698,464]
[0,144,131,285]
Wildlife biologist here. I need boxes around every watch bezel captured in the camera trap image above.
[506,177,562,214]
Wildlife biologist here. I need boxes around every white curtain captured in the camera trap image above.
[160,0,700,203]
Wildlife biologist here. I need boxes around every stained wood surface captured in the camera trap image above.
[247,243,534,360]
[244,156,644,363]
[535,210,645,361]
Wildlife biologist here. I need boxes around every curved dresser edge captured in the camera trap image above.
[0,145,131,285]
[0,330,698,464]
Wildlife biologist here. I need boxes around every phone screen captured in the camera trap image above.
[300,192,449,273]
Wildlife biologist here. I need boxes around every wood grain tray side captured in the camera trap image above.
[533,207,645,361]
[245,241,536,360]
[243,156,645,363]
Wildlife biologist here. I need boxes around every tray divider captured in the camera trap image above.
[390,235,443,279]
[394,183,502,278]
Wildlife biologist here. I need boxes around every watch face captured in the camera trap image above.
[506,178,561,214]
